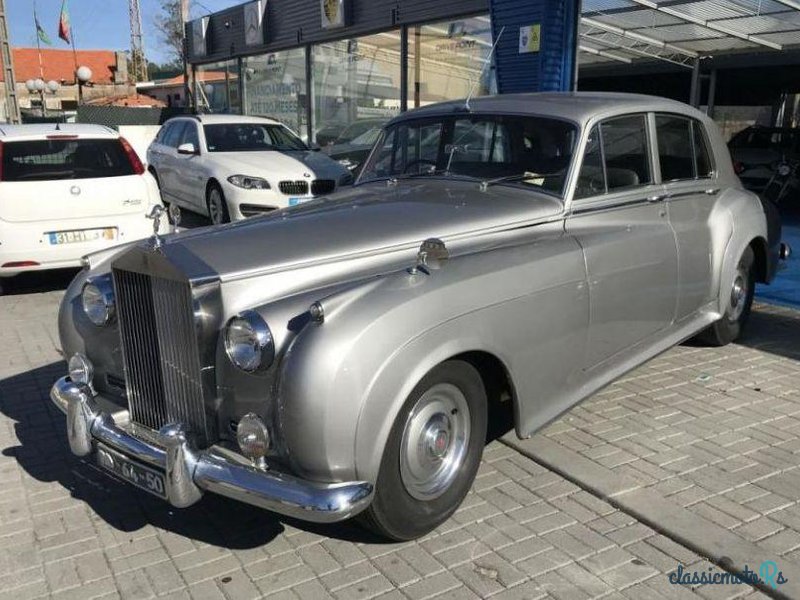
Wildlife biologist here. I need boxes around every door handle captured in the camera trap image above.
[704,188,720,195]
[647,194,668,203]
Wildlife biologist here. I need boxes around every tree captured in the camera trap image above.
[153,0,185,68]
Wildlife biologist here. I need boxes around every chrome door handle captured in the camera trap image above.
[704,188,720,195]
[647,194,668,203]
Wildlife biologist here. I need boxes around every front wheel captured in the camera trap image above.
[698,247,755,346]
[206,183,230,225]
[358,360,487,541]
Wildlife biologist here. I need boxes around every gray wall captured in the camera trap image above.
[189,0,490,64]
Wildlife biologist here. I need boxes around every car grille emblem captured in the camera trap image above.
[304,172,311,178]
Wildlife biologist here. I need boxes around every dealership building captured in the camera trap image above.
[187,0,800,143]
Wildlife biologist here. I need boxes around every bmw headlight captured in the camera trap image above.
[225,311,274,373]
[82,276,115,326]
[227,175,271,190]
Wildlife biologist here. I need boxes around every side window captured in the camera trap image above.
[692,122,713,178]
[182,122,200,150]
[575,126,605,199]
[155,124,170,144]
[655,115,694,181]
[600,115,652,191]
[163,122,187,148]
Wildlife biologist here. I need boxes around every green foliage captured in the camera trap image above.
[153,0,185,66]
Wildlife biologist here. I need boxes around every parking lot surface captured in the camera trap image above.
[1,281,798,599]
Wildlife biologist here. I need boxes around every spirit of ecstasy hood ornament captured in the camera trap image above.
[146,205,181,251]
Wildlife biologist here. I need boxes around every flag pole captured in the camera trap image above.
[34,1,44,79]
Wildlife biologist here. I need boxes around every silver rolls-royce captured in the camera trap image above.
[51,93,790,541]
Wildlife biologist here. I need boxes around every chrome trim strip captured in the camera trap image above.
[51,377,374,523]
[570,196,652,216]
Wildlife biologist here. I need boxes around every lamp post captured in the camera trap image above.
[25,77,46,116]
[76,66,92,105]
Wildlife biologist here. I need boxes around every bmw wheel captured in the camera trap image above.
[359,360,487,540]
[698,247,755,346]
[207,183,230,225]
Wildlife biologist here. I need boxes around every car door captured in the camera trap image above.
[173,120,206,210]
[566,114,679,370]
[158,121,188,205]
[654,114,719,320]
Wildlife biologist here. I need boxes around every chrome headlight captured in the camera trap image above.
[82,276,115,326]
[227,175,271,190]
[225,311,274,373]
[237,413,270,465]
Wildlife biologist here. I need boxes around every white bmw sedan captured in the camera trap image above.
[147,114,353,224]
[0,124,166,292]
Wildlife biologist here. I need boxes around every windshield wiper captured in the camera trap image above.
[479,171,561,191]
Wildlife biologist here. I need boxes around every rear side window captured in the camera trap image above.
[656,115,714,181]
[1,138,137,182]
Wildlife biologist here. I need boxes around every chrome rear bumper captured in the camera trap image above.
[50,376,373,523]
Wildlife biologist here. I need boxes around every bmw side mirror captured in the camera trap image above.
[177,143,198,155]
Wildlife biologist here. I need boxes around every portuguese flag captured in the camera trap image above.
[58,0,71,44]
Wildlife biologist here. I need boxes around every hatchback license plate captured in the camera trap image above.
[48,228,117,245]
[96,443,167,499]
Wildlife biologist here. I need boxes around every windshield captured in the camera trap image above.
[203,123,307,152]
[358,114,579,196]
[350,127,382,146]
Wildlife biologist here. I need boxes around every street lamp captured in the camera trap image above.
[76,66,92,105]
[25,78,47,116]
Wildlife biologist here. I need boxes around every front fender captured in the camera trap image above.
[276,227,587,484]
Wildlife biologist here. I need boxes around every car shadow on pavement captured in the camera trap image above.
[1,268,81,296]
[0,362,387,549]
[735,304,800,361]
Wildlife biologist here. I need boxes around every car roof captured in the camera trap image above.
[390,92,704,128]
[0,123,118,140]
[169,114,283,126]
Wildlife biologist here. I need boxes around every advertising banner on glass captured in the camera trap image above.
[244,0,266,47]
[244,51,307,138]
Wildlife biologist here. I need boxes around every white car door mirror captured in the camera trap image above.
[177,143,198,155]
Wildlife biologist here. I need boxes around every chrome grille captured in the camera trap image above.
[113,268,210,445]
[311,180,335,195]
[279,180,309,195]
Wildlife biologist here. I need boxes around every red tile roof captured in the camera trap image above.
[0,47,118,84]
[86,94,167,107]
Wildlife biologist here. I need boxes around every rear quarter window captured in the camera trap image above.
[1,138,136,182]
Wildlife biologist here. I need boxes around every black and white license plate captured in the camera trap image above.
[96,443,167,499]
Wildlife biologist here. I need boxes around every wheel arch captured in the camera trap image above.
[749,235,769,284]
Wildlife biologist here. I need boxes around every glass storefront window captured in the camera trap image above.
[408,16,496,109]
[242,49,308,140]
[196,60,241,114]
[312,32,402,148]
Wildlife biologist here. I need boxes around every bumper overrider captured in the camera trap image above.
[50,376,374,523]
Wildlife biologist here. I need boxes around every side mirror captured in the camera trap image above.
[177,142,198,155]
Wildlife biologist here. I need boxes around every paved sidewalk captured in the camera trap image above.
[0,289,794,599]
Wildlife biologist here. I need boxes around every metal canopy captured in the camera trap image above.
[579,0,800,68]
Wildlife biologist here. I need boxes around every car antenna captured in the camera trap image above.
[464,26,505,112]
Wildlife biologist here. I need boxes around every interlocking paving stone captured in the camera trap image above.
[1,290,794,598]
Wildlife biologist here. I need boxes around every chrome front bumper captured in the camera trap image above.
[50,376,373,523]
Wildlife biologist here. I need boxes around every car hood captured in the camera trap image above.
[210,150,349,180]
[159,179,564,282]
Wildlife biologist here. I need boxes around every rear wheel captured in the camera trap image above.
[206,183,230,225]
[358,360,487,541]
[698,247,755,346]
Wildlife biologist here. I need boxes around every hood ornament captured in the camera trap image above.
[410,238,449,274]
[147,205,166,250]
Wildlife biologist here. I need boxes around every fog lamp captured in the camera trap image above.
[237,413,270,465]
[68,353,94,386]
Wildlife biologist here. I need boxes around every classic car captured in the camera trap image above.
[51,92,790,541]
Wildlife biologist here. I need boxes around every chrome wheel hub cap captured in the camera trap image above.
[400,383,470,501]
[729,273,747,321]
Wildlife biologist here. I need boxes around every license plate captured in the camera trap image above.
[288,197,313,206]
[48,228,117,245]
[96,443,167,499]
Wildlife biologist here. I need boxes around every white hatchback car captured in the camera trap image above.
[146,114,353,224]
[0,124,166,292]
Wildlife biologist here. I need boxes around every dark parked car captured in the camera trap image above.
[729,126,800,192]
